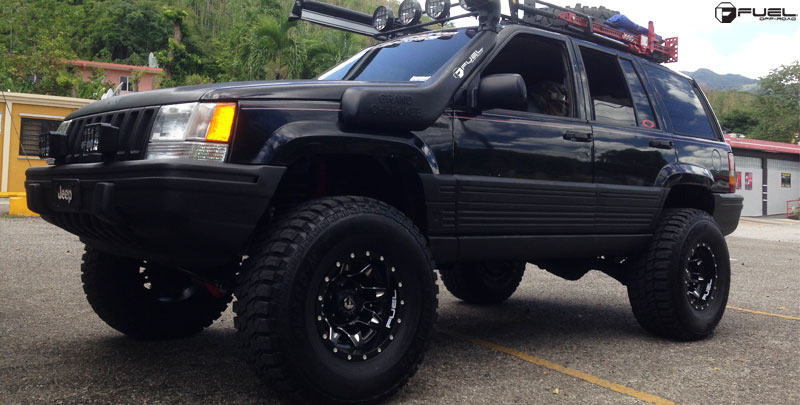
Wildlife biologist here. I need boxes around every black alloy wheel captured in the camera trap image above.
[684,242,719,311]
[316,250,404,361]
[234,196,438,403]
[627,208,731,341]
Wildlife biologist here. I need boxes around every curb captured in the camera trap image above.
[8,195,39,217]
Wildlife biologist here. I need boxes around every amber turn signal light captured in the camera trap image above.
[205,103,237,143]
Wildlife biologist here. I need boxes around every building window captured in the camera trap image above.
[120,76,134,92]
[20,118,60,157]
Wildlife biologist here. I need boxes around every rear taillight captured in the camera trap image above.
[728,152,736,193]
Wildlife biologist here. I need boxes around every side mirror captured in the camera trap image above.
[478,74,527,111]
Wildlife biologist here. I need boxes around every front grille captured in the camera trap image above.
[65,107,158,163]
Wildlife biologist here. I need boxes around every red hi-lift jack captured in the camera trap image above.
[510,0,678,63]
[557,11,678,62]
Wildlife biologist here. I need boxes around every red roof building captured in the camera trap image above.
[65,59,164,94]
[724,134,800,217]
[724,134,800,156]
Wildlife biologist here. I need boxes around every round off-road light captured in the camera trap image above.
[373,5,395,32]
[425,0,450,19]
[460,0,492,12]
[397,0,423,26]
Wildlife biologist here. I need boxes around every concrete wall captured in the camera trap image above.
[735,156,764,217]
[766,158,800,216]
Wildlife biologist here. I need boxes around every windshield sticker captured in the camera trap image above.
[409,76,431,82]
[453,47,484,79]
[376,31,458,49]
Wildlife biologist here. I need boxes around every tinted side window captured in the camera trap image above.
[645,66,716,139]
[483,34,572,117]
[619,60,659,129]
[580,47,636,127]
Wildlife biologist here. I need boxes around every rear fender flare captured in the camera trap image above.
[655,162,715,189]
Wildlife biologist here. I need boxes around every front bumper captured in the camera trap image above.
[26,160,286,269]
[713,193,743,236]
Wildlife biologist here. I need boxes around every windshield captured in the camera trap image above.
[318,30,474,82]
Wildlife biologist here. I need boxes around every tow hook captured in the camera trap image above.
[204,283,225,298]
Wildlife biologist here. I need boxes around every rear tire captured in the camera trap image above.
[81,247,231,340]
[439,262,525,305]
[627,209,731,340]
[233,197,438,403]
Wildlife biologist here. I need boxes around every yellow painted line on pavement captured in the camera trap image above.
[727,306,800,321]
[444,331,675,405]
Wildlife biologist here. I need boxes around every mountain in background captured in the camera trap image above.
[681,68,759,93]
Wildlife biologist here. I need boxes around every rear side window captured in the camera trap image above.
[580,47,636,127]
[645,66,716,139]
[619,60,659,129]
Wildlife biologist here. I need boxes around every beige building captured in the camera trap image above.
[1,92,92,193]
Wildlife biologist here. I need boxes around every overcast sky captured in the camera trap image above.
[441,0,800,79]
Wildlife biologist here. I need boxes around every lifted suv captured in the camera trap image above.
[27,0,742,402]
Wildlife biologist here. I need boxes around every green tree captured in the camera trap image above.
[753,61,800,143]
[302,31,361,78]
[77,0,170,63]
[719,109,760,135]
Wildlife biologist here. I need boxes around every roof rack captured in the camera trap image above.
[289,0,678,63]
[507,0,677,63]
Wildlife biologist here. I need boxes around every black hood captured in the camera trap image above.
[67,80,416,119]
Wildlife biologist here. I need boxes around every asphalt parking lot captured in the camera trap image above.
[1,215,798,404]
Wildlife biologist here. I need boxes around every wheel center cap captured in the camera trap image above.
[343,296,356,311]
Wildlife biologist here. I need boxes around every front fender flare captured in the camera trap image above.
[256,120,440,174]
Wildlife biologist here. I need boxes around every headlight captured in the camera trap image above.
[425,0,450,20]
[397,0,422,26]
[55,119,72,135]
[147,102,236,162]
[372,5,395,32]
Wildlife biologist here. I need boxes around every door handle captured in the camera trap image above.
[563,131,593,142]
[649,139,674,149]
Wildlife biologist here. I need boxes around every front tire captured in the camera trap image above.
[439,262,525,305]
[234,197,438,403]
[81,247,231,340]
[627,209,731,340]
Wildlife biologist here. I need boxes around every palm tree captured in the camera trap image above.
[244,16,304,80]
[303,30,361,78]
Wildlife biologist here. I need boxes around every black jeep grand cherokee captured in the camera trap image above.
[26,0,743,402]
